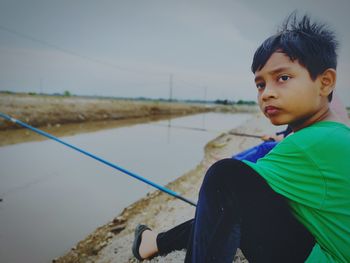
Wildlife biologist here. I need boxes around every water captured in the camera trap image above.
[0,112,252,262]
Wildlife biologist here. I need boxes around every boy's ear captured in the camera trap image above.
[319,68,336,97]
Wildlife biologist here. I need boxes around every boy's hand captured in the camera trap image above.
[261,134,285,142]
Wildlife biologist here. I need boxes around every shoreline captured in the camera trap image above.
[55,113,278,263]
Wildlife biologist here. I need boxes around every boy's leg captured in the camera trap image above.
[154,142,277,257]
[185,158,315,263]
[156,219,194,255]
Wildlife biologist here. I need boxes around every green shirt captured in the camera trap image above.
[243,121,350,262]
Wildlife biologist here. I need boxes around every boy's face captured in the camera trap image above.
[254,51,325,129]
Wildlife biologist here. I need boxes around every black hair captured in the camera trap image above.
[251,12,338,101]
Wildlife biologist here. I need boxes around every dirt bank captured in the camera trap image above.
[0,93,259,146]
[54,113,278,263]
[0,93,211,131]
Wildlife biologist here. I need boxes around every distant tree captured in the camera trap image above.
[215,99,228,105]
[215,99,235,105]
[63,90,71,97]
[0,90,14,94]
[236,100,256,105]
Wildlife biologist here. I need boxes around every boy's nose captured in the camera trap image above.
[261,85,277,101]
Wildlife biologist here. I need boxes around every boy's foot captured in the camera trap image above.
[132,224,158,260]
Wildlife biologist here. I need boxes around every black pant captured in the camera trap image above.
[156,159,315,262]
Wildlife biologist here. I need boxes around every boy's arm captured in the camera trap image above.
[261,125,292,142]
[243,137,325,209]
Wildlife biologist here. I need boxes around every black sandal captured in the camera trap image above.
[132,224,151,261]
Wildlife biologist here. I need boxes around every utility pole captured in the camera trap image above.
[40,78,43,94]
[169,74,173,102]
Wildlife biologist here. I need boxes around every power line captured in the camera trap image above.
[176,79,204,89]
[0,24,209,99]
[0,24,166,77]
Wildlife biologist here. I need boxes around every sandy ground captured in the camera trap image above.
[54,112,279,263]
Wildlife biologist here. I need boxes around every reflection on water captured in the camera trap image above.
[0,112,252,263]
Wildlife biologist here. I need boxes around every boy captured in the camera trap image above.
[132,13,350,262]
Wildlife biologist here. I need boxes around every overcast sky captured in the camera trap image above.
[0,0,349,105]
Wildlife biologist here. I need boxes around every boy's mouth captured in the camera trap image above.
[264,106,280,116]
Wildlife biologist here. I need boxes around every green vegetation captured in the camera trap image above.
[236,100,256,105]
[0,90,15,94]
[214,99,257,105]
[0,90,259,106]
[63,90,71,97]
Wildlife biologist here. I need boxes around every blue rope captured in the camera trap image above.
[0,112,197,207]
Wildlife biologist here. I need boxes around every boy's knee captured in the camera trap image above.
[198,159,259,212]
[201,158,265,195]
[201,158,246,189]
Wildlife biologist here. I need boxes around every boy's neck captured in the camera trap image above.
[290,106,335,132]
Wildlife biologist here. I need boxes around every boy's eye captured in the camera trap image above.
[278,75,290,82]
[256,82,265,90]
